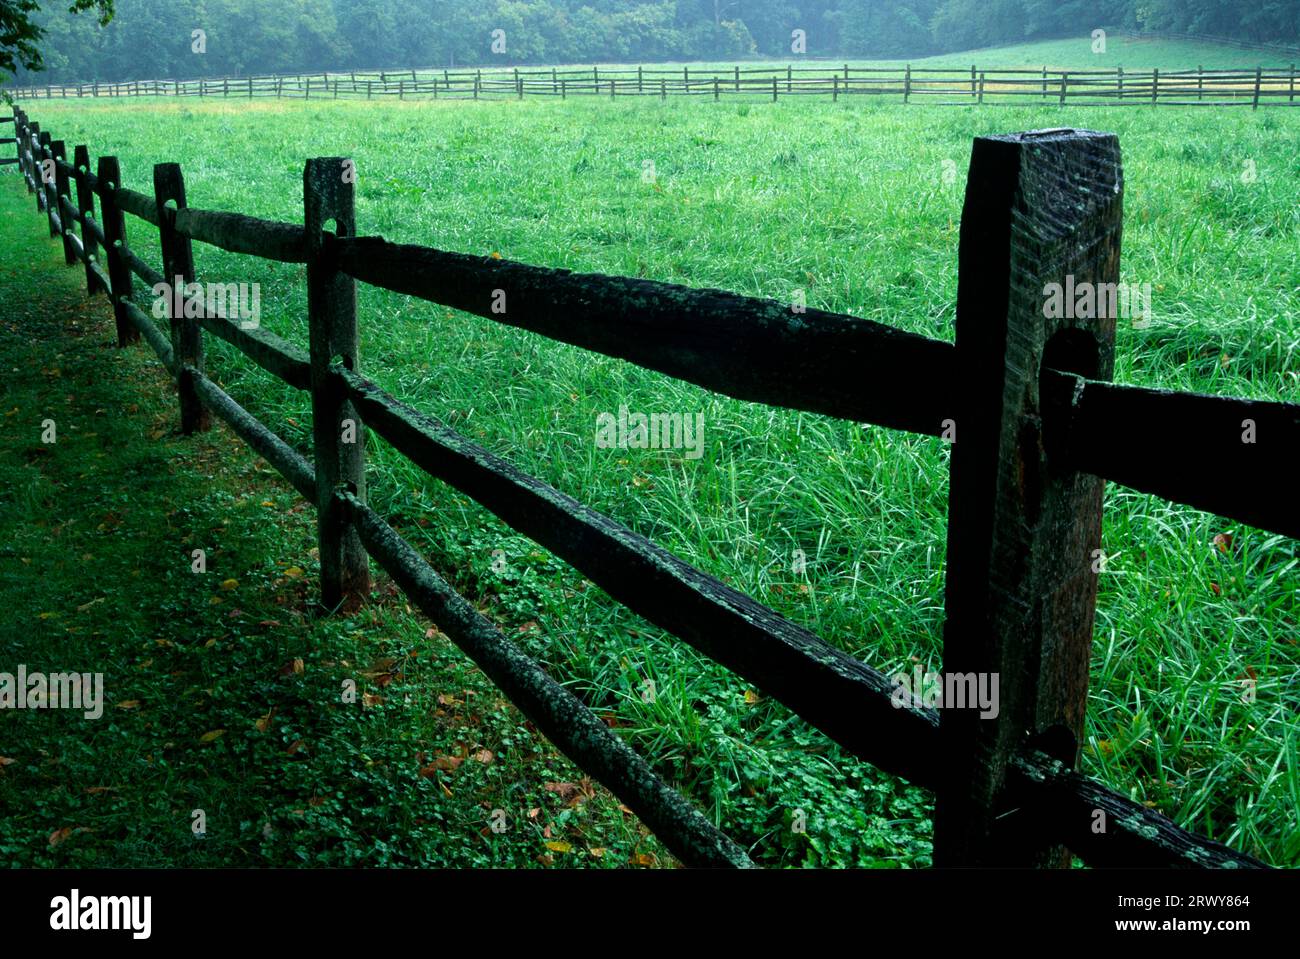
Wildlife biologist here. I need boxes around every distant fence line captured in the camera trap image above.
[7,62,1300,107]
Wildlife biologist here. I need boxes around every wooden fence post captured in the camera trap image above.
[1197,66,1202,101]
[31,124,45,209]
[11,112,26,187]
[20,112,30,174]
[904,64,911,103]
[971,64,977,98]
[16,112,33,193]
[72,145,103,295]
[1152,67,1159,105]
[96,156,138,347]
[1252,67,1262,109]
[1117,66,1123,101]
[52,140,77,265]
[153,163,208,434]
[934,129,1122,867]
[978,72,985,104]
[1059,72,1068,106]
[38,131,56,233]
[304,157,370,612]
[23,113,35,190]
[1042,65,1048,99]
[1290,64,1296,103]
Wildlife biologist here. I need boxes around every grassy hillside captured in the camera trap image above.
[6,91,1298,866]
[905,35,1298,69]
[482,36,1297,73]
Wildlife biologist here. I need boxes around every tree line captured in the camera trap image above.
[8,0,1300,85]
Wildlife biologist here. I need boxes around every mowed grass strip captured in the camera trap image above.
[0,177,671,868]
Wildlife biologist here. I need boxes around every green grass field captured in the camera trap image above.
[4,37,1298,867]
[581,34,1298,71]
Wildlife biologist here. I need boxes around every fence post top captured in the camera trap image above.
[967,128,1123,244]
[304,157,356,248]
[982,127,1110,144]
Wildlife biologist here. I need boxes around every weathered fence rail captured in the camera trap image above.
[8,61,1300,108]
[6,106,1292,868]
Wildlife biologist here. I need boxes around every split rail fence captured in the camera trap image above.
[6,107,1296,867]
[8,62,1300,108]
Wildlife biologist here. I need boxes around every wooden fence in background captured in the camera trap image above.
[8,62,1300,107]
[6,107,1296,867]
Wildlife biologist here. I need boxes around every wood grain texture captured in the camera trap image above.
[935,129,1122,867]
[174,206,308,262]
[113,186,161,226]
[329,234,958,436]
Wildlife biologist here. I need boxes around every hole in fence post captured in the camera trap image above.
[1042,328,1101,381]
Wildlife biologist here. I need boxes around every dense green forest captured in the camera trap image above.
[8,1,1300,85]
